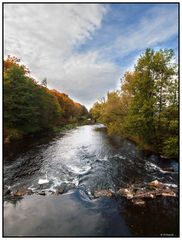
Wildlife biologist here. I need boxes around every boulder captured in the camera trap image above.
[161,190,176,197]
[118,180,177,204]
[117,188,133,199]
[12,187,33,197]
[147,180,164,188]
[94,190,113,198]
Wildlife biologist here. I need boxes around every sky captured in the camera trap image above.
[4,3,178,109]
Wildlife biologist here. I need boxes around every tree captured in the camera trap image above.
[125,49,157,146]
[41,78,47,87]
[51,89,88,124]
[125,49,178,154]
[90,101,105,123]
[90,48,178,157]
[4,56,62,139]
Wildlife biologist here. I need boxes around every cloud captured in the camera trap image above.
[114,5,178,56]
[4,4,107,57]
[4,4,111,108]
[50,51,121,108]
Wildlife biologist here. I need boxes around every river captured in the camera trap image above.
[3,124,179,237]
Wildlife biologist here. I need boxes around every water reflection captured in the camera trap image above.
[4,189,131,237]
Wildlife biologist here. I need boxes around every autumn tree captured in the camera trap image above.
[90,48,178,158]
[51,90,89,124]
[90,101,105,123]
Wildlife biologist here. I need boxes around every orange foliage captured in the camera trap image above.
[50,90,88,122]
[4,55,30,74]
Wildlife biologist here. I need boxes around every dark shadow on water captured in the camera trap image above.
[116,196,179,237]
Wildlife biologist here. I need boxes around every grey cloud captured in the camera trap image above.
[47,52,121,108]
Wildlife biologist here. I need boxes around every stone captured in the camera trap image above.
[56,186,64,195]
[161,191,176,197]
[118,188,129,195]
[118,180,177,203]
[135,190,159,199]
[94,189,113,198]
[11,187,34,197]
[149,193,155,198]
[117,188,133,199]
[126,192,133,199]
[148,180,164,188]
[132,199,145,206]
[37,191,46,196]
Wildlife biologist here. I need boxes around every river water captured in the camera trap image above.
[4,124,179,237]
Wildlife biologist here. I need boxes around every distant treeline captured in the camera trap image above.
[90,49,178,158]
[4,56,89,142]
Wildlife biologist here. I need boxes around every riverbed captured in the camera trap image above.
[3,124,179,236]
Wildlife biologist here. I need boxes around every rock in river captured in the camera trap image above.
[117,188,134,199]
[147,180,164,188]
[94,189,114,198]
[55,186,65,195]
[12,187,33,197]
[117,180,177,205]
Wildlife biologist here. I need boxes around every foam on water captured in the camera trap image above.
[68,165,92,175]
[164,183,178,188]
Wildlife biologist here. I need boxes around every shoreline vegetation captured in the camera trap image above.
[4,120,93,145]
[90,48,178,159]
[4,56,90,144]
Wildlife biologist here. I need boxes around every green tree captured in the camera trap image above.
[90,48,178,158]
[125,49,178,154]
[90,101,105,123]
[4,56,62,139]
[125,49,157,147]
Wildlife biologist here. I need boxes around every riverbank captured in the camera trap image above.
[52,119,94,133]
[4,119,93,145]
[102,125,178,161]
